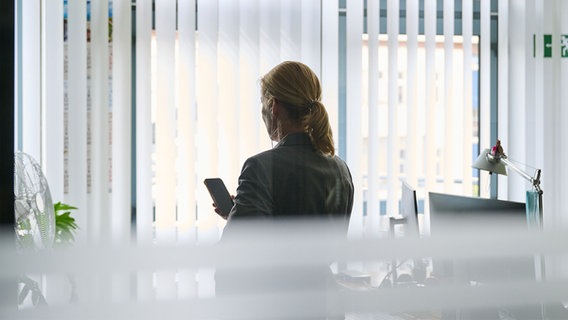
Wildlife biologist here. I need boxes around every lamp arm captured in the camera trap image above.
[500,158,533,182]
[500,157,542,193]
[483,143,544,228]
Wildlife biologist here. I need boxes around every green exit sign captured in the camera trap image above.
[562,35,568,58]
[535,34,568,58]
[544,34,553,57]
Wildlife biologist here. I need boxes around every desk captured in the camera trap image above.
[335,272,441,320]
[347,312,441,320]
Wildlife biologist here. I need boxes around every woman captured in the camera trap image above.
[215,61,353,320]
[222,61,354,235]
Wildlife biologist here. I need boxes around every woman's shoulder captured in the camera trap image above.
[240,149,276,174]
[328,154,353,176]
[246,148,275,163]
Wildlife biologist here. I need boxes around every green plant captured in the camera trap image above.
[53,202,78,246]
[16,202,79,308]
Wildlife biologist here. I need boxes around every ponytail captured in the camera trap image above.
[306,101,335,156]
[260,61,336,156]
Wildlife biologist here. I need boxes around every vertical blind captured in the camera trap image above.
[65,0,88,245]
[345,0,364,238]
[19,0,487,243]
[16,0,568,297]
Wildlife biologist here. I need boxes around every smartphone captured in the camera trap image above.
[204,178,234,218]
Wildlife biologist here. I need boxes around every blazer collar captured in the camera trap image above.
[275,132,312,148]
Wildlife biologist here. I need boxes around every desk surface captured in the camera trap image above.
[347,311,441,320]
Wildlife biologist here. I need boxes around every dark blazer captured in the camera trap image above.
[224,132,354,234]
[216,133,354,319]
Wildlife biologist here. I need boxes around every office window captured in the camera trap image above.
[16,0,487,244]
[362,33,480,224]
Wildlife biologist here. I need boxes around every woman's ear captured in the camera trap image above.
[271,99,281,118]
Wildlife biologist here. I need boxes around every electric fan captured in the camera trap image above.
[14,152,55,250]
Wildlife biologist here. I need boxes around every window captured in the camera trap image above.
[16,1,486,244]
[361,33,480,221]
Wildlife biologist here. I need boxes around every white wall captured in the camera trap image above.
[506,0,568,229]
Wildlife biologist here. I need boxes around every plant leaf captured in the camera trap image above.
[54,202,78,213]
[53,202,79,246]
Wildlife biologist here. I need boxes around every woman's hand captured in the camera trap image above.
[213,195,235,220]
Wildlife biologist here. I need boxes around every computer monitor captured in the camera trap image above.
[398,182,428,284]
[428,192,527,233]
[400,181,419,237]
[428,192,540,319]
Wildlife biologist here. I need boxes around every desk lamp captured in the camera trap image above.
[472,140,543,229]
[473,142,548,316]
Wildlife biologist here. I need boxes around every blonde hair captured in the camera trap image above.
[260,61,335,156]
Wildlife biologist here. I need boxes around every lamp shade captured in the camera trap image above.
[472,148,507,175]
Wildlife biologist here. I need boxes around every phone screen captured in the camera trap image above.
[204,178,234,218]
